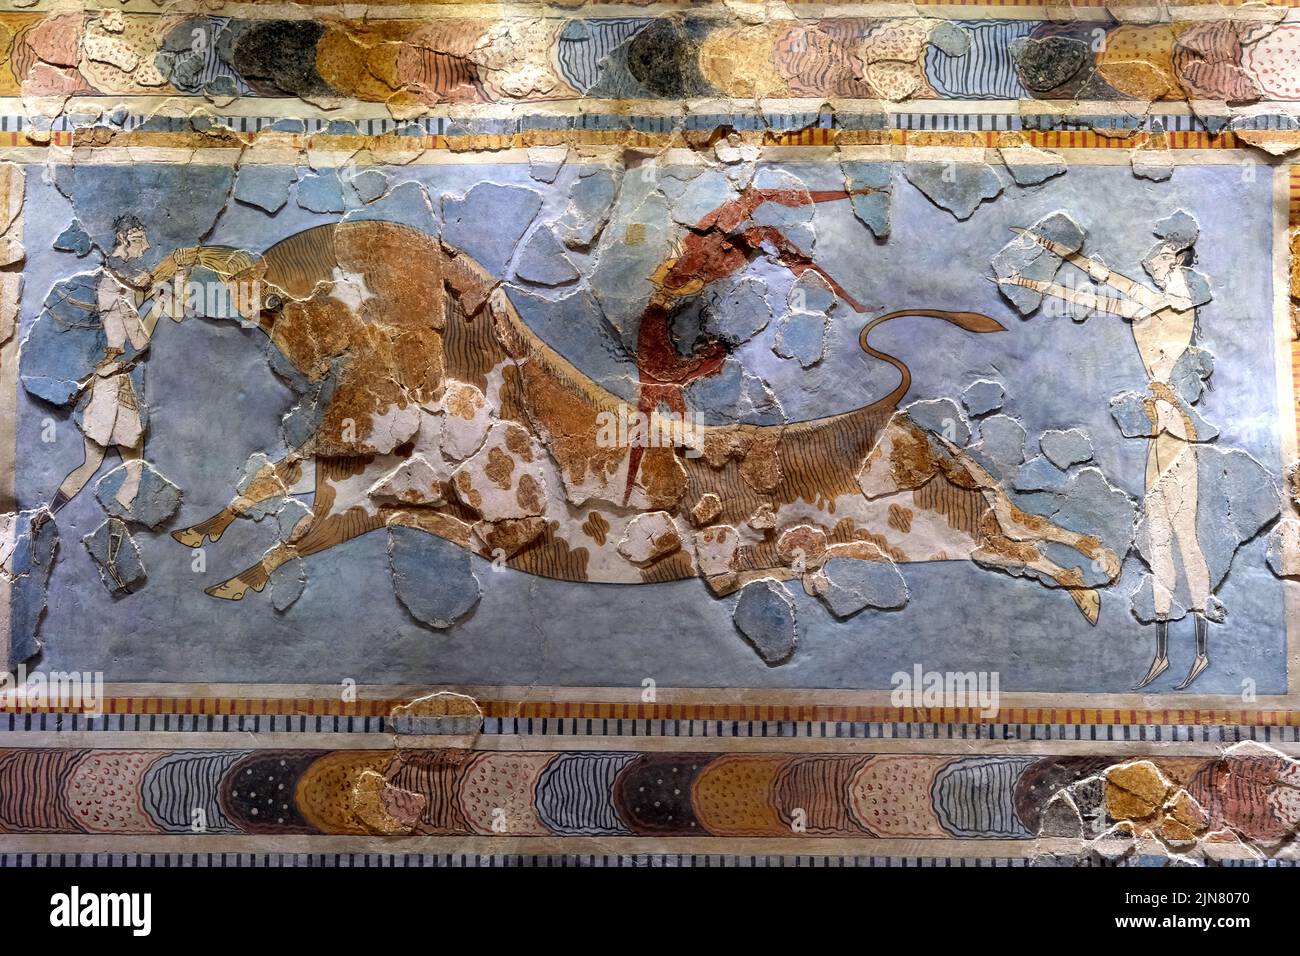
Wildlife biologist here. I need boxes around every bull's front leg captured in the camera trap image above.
[940,451,1122,581]
[172,447,314,547]
[858,417,1121,624]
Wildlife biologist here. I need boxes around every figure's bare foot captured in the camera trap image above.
[1133,655,1169,690]
[1175,654,1209,691]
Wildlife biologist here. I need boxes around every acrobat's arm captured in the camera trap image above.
[1010,228,1169,312]
[996,276,1148,319]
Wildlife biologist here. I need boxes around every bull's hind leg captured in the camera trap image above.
[173,451,313,547]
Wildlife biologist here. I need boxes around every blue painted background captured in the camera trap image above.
[11,160,1287,692]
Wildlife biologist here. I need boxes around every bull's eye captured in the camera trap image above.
[263,293,284,312]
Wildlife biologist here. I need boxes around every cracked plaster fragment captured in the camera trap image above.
[733,579,797,665]
[82,517,145,594]
[840,162,892,239]
[1014,455,1068,494]
[442,182,543,275]
[1131,124,1175,182]
[691,494,722,527]
[297,172,348,214]
[514,226,579,287]
[54,221,91,257]
[1,510,58,669]
[694,524,740,578]
[557,167,621,250]
[1266,517,1300,578]
[472,516,545,561]
[269,557,306,612]
[904,160,1003,221]
[991,210,1085,315]
[94,460,180,529]
[617,511,683,565]
[970,414,1027,476]
[904,398,970,446]
[1038,744,1300,862]
[528,146,567,184]
[233,165,295,214]
[1038,791,1084,838]
[704,276,771,346]
[451,421,547,522]
[930,21,971,57]
[812,555,909,618]
[773,310,826,368]
[439,381,494,461]
[368,454,448,507]
[276,498,312,543]
[387,526,481,629]
[961,379,1004,418]
[1009,35,1088,92]
[389,690,485,736]
[348,169,389,205]
[1040,428,1094,470]
[998,141,1068,187]
[777,524,829,572]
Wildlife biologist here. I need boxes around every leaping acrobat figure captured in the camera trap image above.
[627,184,879,501]
[999,228,1214,691]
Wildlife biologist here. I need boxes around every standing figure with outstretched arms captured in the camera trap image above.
[999,225,1214,690]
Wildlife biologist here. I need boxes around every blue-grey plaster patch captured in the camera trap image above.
[774,311,826,368]
[962,378,1005,417]
[733,579,797,665]
[514,226,579,287]
[387,526,481,629]
[1040,427,1094,470]
[94,462,181,529]
[904,398,970,446]
[904,161,1003,221]
[82,517,146,593]
[818,557,909,618]
[233,165,295,214]
[442,182,543,276]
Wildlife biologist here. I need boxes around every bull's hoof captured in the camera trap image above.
[1067,587,1100,625]
[172,527,207,548]
[172,510,235,547]
[205,575,262,601]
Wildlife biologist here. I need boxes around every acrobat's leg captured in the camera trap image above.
[933,435,1122,582]
[1134,621,1170,690]
[1137,453,1180,689]
[53,437,107,510]
[970,532,1105,624]
[114,444,145,509]
[172,450,312,547]
[1167,447,1211,690]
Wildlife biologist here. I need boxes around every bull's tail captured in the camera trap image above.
[859,309,1007,411]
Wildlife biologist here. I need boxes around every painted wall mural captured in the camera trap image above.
[1,0,1300,871]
